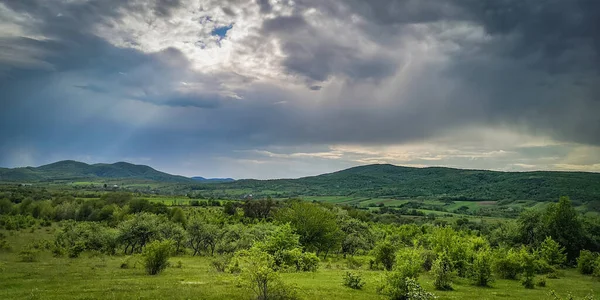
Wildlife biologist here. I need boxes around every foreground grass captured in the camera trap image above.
[1,229,598,300]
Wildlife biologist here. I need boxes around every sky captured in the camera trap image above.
[0,0,599,179]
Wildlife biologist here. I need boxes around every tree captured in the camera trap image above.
[340,218,372,258]
[117,213,160,254]
[539,236,566,267]
[158,222,187,254]
[169,207,187,227]
[577,250,597,275]
[519,247,536,289]
[276,202,342,257]
[243,199,275,219]
[432,252,453,290]
[187,218,221,256]
[542,197,584,263]
[471,249,493,287]
[374,242,396,271]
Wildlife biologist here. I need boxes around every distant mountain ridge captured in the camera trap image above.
[0,160,192,182]
[191,176,235,183]
[210,164,600,202]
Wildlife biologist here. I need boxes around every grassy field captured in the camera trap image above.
[1,228,598,300]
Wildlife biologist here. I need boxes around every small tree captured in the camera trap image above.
[143,240,173,275]
[471,249,493,287]
[374,242,397,271]
[432,252,453,291]
[539,237,566,267]
[519,248,536,289]
[493,248,522,280]
[236,248,298,300]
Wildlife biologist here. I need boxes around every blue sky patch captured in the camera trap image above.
[211,24,233,40]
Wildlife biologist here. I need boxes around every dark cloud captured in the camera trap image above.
[1,0,599,176]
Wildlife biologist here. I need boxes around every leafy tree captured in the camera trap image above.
[471,249,493,287]
[340,218,373,258]
[158,221,187,254]
[539,236,566,267]
[187,218,221,256]
[374,242,397,271]
[243,199,275,219]
[143,240,173,275]
[276,202,342,257]
[493,247,522,280]
[542,197,584,262]
[169,207,187,227]
[118,213,161,254]
[432,252,453,290]
[519,247,536,289]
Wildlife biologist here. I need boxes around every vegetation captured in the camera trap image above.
[0,178,599,299]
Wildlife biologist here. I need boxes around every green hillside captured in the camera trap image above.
[0,160,192,183]
[206,164,600,202]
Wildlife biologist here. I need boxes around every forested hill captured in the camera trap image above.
[209,164,600,202]
[0,160,192,183]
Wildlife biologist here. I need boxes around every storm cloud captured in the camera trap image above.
[0,0,599,178]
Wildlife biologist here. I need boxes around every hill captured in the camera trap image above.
[205,164,600,202]
[0,160,192,183]
[191,176,235,183]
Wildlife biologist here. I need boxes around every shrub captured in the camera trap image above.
[471,250,493,287]
[346,256,363,269]
[534,259,555,275]
[18,248,39,262]
[577,250,597,275]
[432,252,453,291]
[493,248,521,279]
[0,239,10,252]
[520,248,536,289]
[536,277,546,287]
[539,237,566,267]
[68,242,85,258]
[593,257,600,277]
[377,274,436,300]
[237,248,299,300]
[297,252,319,272]
[549,290,597,300]
[212,255,232,272]
[343,272,366,290]
[374,242,396,271]
[142,240,173,275]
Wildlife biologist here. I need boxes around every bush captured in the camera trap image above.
[120,256,138,269]
[237,249,299,300]
[520,248,536,289]
[539,237,566,267]
[471,250,493,287]
[18,248,39,262]
[297,252,319,272]
[346,256,363,269]
[536,277,546,287]
[432,252,453,291]
[593,257,600,277]
[377,274,436,300]
[212,255,232,272]
[68,242,85,258]
[493,248,521,279]
[343,272,365,290]
[577,250,597,275]
[142,240,173,275]
[549,290,597,300]
[374,242,396,271]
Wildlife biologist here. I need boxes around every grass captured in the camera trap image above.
[1,228,599,300]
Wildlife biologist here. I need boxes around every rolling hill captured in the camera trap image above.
[0,160,192,183]
[205,164,600,202]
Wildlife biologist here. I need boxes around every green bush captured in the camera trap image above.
[471,250,493,287]
[432,252,453,291]
[18,248,39,262]
[374,242,396,271]
[421,250,436,271]
[68,242,85,258]
[212,255,232,272]
[346,256,363,269]
[297,252,319,272]
[237,248,299,300]
[342,271,365,290]
[493,248,521,279]
[577,250,597,275]
[593,256,600,277]
[539,237,566,267]
[377,274,436,300]
[520,248,536,289]
[536,277,546,287]
[142,240,173,275]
